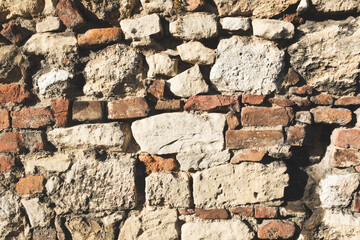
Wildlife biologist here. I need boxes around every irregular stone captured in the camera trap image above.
[108,97,150,119]
[182,221,254,240]
[288,17,360,95]
[177,41,215,65]
[169,13,218,40]
[176,150,230,171]
[146,172,191,208]
[282,68,301,89]
[0,110,9,129]
[131,112,225,154]
[21,198,51,227]
[24,153,71,174]
[0,45,27,83]
[65,216,113,240]
[226,111,240,130]
[312,0,360,14]
[290,96,311,107]
[213,0,299,18]
[331,148,360,168]
[22,131,46,152]
[296,111,312,124]
[242,94,265,105]
[35,69,74,97]
[11,107,53,129]
[147,80,165,99]
[0,155,14,172]
[210,36,285,94]
[51,99,70,127]
[310,107,352,125]
[320,173,359,208]
[289,85,313,96]
[0,193,22,239]
[229,206,254,217]
[323,211,360,240]
[241,107,293,127]
[310,94,334,105]
[297,0,310,14]
[56,0,85,30]
[139,153,179,174]
[195,208,229,219]
[226,129,284,149]
[0,21,30,45]
[77,28,122,48]
[140,0,173,13]
[332,128,360,149]
[283,13,305,26]
[258,220,296,239]
[231,149,267,163]
[335,96,360,106]
[255,206,278,218]
[193,161,289,208]
[72,101,104,122]
[83,44,142,98]
[120,14,163,40]
[286,125,306,146]
[51,152,136,213]
[0,132,23,153]
[184,95,240,112]
[43,0,57,15]
[0,0,44,22]
[220,17,251,32]
[178,208,195,215]
[146,53,178,77]
[48,122,131,150]
[36,16,62,32]
[252,19,295,40]
[32,228,57,240]
[167,65,209,97]
[155,100,182,111]
[16,176,44,195]
[269,96,295,107]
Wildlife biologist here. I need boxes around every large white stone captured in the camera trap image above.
[140,0,173,13]
[169,13,218,40]
[210,36,285,94]
[36,69,73,96]
[36,16,62,33]
[146,52,178,78]
[21,198,51,227]
[131,112,226,155]
[146,172,191,208]
[252,19,295,40]
[182,221,254,240]
[220,17,251,32]
[193,161,289,208]
[323,211,360,240]
[120,14,163,40]
[23,152,71,174]
[177,41,215,65]
[312,0,360,14]
[0,193,22,238]
[167,65,209,97]
[176,150,230,171]
[47,122,131,151]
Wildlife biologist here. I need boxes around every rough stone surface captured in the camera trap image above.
[331,148,360,168]
[176,150,230,171]
[155,100,182,111]
[77,28,122,48]
[146,53,178,77]
[140,0,173,13]
[310,94,334,105]
[312,0,360,14]
[72,101,104,122]
[288,17,360,95]
[177,41,215,65]
[36,16,62,32]
[0,193,23,239]
[184,95,240,112]
[169,13,218,40]
[35,69,74,97]
[182,221,254,240]
[241,107,293,127]
[258,220,296,239]
[255,206,278,218]
[295,111,312,124]
[323,211,360,240]
[51,98,70,127]
[146,172,191,208]
[24,152,71,173]
[120,14,163,40]
[56,0,85,30]
[0,110,10,129]
[332,128,360,149]
[11,107,53,129]
[0,45,27,83]
[220,17,251,32]
[0,155,15,172]
[231,149,267,163]
[226,111,240,130]
[108,97,150,119]
[210,36,285,94]
[21,198,51,227]
[83,44,143,98]
[286,125,306,146]
[226,129,284,149]
[242,94,266,105]
[139,153,179,174]
[335,96,360,106]
[51,152,136,214]
[310,107,352,125]
[193,162,289,208]
[252,19,295,40]
[48,122,131,150]
[166,65,209,98]
[0,0,44,22]
[131,112,225,154]
[0,132,23,153]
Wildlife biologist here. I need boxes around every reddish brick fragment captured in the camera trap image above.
[255,206,278,219]
[72,101,104,122]
[332,129,360,150]
[0,84,30,103]
[226,129,284,149]
[195,208,229,219]
[139,153,179,174]
[147,80,166,99]
[269,97,295,107]
[16,176,44,195]
[184,95,240,112]
[282,68,300,88]
[23,131,46,152]
[0,21,30,45]
[51,99,70,127]
[334,96,360,106]
[231,149,267,163]
[283,14,304,26]
[155,100,182,111]
[0,155,15,172]
[291,96,311,107]
[310,94,333,105]
[178,208,195,215]
[0,132,23,153]
[77,28,122,47]
[286,125,306,146]
[56,0,85,30]
[353,194,360,212]
[185,0,205,11]
[242,94,265,105]
[11,107,53,129]
[0,109,10,129]
[108,97,150,119]
[226,111,240,130]
[332,148,360,168]
[258,220,296,239]
[289,85,313,96]
[229,206,254,217]
[310,107,352,125]
[241,107,293,127]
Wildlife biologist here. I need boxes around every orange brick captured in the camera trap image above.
[16,176,44,195]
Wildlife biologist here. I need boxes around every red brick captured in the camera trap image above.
[310,94,333,105]
[184,95,240,112]
[0,110,10,129]
[0,155,15,172]
[178,208,195,215]
[185,0,205,11]
[295,111,312,124]
[226,129,284,149]
[230,149,267,163]
[226,111,240,130]
[353,194,360,212]
[229,206,254,217]
[77,28,122,47]
[0,84,30,103]
[0,132,23,153]
[195,208,229,219]
[241,107,293,127]
[16,176,44,195]
[334,96,360,106]
[289,85,313,96]
[0,21,30,45]
[11,107,53,129]
[51,99,70,127]
[331,148,360,168]
[23,131,46,152]
[269,97,295,107]
[56,0,85,30]
[291,96,311,107]
[254,206,278,219]
[147,80,165,99]
[258,220,296,239]
[310,107,352,125]
[139,153,179,174]
[283,13,304,26]
[155,100,182,111]
[72,101,104,122]
[242,94,265,105]
[332,129,360,149]
[108,97,150,119]
[286,125,306,146]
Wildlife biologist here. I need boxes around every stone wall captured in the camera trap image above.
[0,0,360,239]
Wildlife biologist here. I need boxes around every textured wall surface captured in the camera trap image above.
[0,0,360,239]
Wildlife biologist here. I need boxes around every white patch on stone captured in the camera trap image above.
[36,16,62,33]
[252,19,295,40]
[146,52,178,77]
[140,0,173,13]
[323,210,360,240]
[176,150,230,171]
[37,69,73,95]
[177,41,215,65]
[220,17,251,32]
[120,14,163,40]
[24,153,71,174]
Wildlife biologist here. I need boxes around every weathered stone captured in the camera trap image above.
[139,153,179,174]
[0,132,23,153]
[184,95,240,112]
[210,36,285,94]
[51,99,70,127]
[310,94,333,105]
[182,221,254,240]
[0,45,27,83]
[296,111,312,124]
[193,162,289,208]
[231,149,267,163]
[147,80,165,99]
[73,101,104,122]
[0,155,14,172]
[146,53,178,77]
[108,97,150,119]
[178,208,195,215]
[226,111,240,130]
[83,44,142,98]
[21,198,51,227]
[11,107,53,129]
[35,69,74,97]
[22,131,46,152]
[32,228,57,240]
[226,129,284,149]
[48,122,131,150]
[0,0,44,22]
[297,0,310,14]
[176,150,230,171]
[229,206,254,217]
[258,220,296,239]
[283,13,304,26]
[51,152,136,213]
[269,96,295,107]
[289,85,313,96]
[24,153,71,174]
[241,107,293,127]
[286,125,306,146]
[77,28,122,48]
[320,173,359,208]
[0,21,30,45]
[323,211,360,240]
[56,0,85,30]
[120,14,163,40]
[332,128,360,150]
[131,112,225,154]
[213,0,299,18]
[0,110,9,129]
[252,19,295,40]
[177,41,215,65]
[288,17,360,95]
[140,0,173,13]
[195,208,229,219]
[310,107,352,125]
[353,195,360,212]
[335,96,360,106]
[255,206,278,219]
[242,94,265,105]
[220,17,251,32]
[291,96,311,107]
[312,0,360,14]
[155,100,182,111]
[169,13,218,40]
[331,148,360,168]
[146,172,191,208]
[167,65,209,98]
[16,176,44,195]
[0,193,23,239]
[36,16,62,32]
